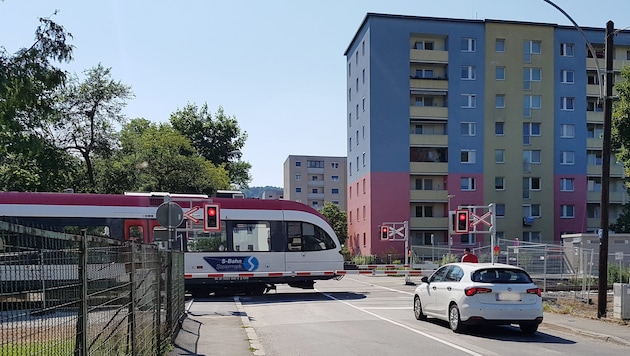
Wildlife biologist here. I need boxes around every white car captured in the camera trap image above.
[413,262,543,334]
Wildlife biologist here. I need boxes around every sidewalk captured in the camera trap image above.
[169,304,630,356]
[541,312,630,347]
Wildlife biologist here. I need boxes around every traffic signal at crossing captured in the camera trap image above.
[455,210,470,234]
[380,226,389,240]
[204,204,220,231]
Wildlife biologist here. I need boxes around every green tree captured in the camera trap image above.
[319,202,348,246]
[0,14,77,191]
[94,118,230,195]
[611,66,630,232]
[49,64,134,189]
[170,103,251,189]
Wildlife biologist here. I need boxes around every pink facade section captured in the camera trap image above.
[554,174,588,242]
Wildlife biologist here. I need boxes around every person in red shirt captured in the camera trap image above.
[461,247,478,263]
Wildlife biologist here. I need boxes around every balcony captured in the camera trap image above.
[307,193,324,200]
[307,180,324,188]
[586,111,603,122]
[307,167,324,174]
[587,137,602,149]
[410,217,448,229]
[410,78,448,91]
[410,162,448,175]
[587,164,625,177]
[410,134,447,146]
[410,49,448,63]
[410,106,448,119]
[587,191,629,204]
[410,189,448,202]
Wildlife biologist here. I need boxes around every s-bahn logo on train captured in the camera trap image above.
[203,256,259,272]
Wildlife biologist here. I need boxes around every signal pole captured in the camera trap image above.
[598,20,614,319]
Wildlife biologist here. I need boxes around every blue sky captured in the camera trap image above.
[2,0,629,187]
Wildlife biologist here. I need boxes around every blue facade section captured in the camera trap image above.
[554,27,588,175]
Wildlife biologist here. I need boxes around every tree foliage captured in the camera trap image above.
[319,202,348,246]
[610,66,630,232]
[49,64,134,187]
[170,103,251,189]
[0,14,77,191]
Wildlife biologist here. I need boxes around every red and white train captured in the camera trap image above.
[0,191,345,296]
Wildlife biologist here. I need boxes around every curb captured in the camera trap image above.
[541,321,630,347]
[234,296,266,355]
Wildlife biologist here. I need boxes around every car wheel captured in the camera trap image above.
[448,304,464,333]
[414,296,427,321]
[519,323,538,335]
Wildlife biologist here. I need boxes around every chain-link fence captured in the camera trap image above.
[0,220,185,355]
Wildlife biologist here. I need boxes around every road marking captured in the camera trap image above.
[316,289,485,356]
[346,276,415,295]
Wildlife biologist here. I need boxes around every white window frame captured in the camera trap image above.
[461,38,476,52]
[461,177,476,191]
[561,97,575,111]
[495,149,505,163]
[526,177,541,191]
[461,65,476,80]
[561,205,575,218]
[295,174,301,181]
[560,43,574,57]
[460,122,476,136]
[523,95,542,117]
[560,178,575,192]
[523,68,542,90]
[461,94,477,108]
[495,94,505,108]
[523,149,541,164]
[561,70,575,84]
[495,177,505,190]
[495,122,505,136]
[460,149,477,164]
[561,124,575,138]
[523,204,541,218]
[561,151,575,165]
[496,66,506,80]
[495,38,505,52]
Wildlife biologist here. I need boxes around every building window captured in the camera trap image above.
[362,69,365,84]
[561,151,575,165]
[348,113,351,127]
[561,70,575,84]
[312,188,318,194]
[461,37,476,52]
[355,50,358,64]
[332,200,339,205]
[414,96,434,106]
[523,150,541,164]
[461,94,476,108]
[560,178,575,192]
[495,38,505,52]
[295,161,301,167]
[523,40,542,63]
[496,66,506,80]
[523,204,541,218]
[588,123,604,138]
[362,97,365,111]
[356,156,359,171]
[362,152,366,166]
[414,40,434,50]
[348,62,351,77]
[587,150,602,165]
[495,94,505,108]
[331,162,339,168]
[362,178,366,194]
[561,124,575,138]
[588,177,602,192]
[307,160,324,168]
[523,232,541,243]
[460,149,476,164]
[355,77,359,92]
[295,174,301,181]
[495,149,505,163]
[524,177,541,191]
[332,188,339,194]
[349,162,352,175]
[523,68,542,90]
[561,205,575,218]
[561,97,575,111]
[461,177,476,191]
[415,178,434,190]
[495,177,505,190]
[331,175,339,181]
[296,187,301,193]
[415,205,434,218]
[496,204,505,217]
[560,43,574,57]
[461,65,476,80]
[362,40,365,56]
[348,88,351,102]
[495,122,505,135]
[523,95,542,117]
[523,123,541,145]
[460,122,476,136]
[348,137,352,152]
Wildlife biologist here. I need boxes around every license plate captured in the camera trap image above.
[496,293,521,301]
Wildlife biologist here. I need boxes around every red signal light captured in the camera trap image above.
[380,226,389,240]
[454,210,470,234]
[204,204,220,231]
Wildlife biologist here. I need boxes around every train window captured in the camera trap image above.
[232,222,270,252]
[187,229,227,252]
[128,226,143,241]
[287,222,337,252]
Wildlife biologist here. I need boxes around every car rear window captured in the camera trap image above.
[471,268,532,284]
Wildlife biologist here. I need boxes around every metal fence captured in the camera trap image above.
[411,239,630,294]
[0,220,185,355]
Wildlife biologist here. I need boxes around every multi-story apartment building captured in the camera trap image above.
[283,155,347,211]
[345,13,630,258]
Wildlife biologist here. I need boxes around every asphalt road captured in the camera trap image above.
[180,275,628,356]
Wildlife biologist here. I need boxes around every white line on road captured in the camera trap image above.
[316,289,485,356]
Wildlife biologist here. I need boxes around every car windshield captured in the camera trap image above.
[471,268,532,284]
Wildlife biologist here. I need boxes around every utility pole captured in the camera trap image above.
[598,20,614,319]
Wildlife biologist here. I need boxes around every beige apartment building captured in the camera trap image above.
[283,155,347,211]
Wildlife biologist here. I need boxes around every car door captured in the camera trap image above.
[432,265,464,316]
[423,265,451,314]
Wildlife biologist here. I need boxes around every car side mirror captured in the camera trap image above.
[421,276,429,283]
